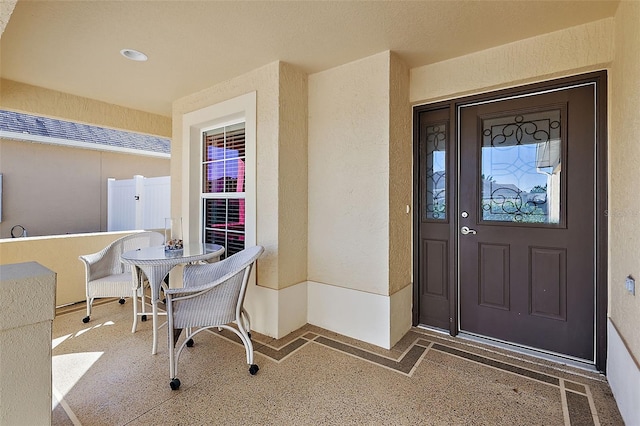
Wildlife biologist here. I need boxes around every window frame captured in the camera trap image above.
[181,92,256,250]
[200,119,247,256]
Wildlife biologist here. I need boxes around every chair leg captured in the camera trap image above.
[234,325,259,375]
[241,308,252,338]
[249,364,259,375]
[167,297,182,390]
[168,331,181,390]
[235,320,254,365]
[82,297,93,323]
[185,327,194,347]
[131,288,138,333]
[169,327,177,378]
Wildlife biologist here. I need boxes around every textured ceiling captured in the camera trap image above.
[0,0,619,117]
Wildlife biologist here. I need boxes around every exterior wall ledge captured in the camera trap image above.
[0,261,56,329]
[0,261,56,426]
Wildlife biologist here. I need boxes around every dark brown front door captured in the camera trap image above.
[416,107,452,331]
[458,84,596,361]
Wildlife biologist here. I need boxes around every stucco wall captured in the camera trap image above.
[410,18,614,104]
[1,79,171,135]
[277,62,309,287]
[0,138,169,238]
[609,0,640,363]
[0,80,171,237]
[308,51,390,296]
[388,52,412,296]
[388,52,413,341]
[0,261,55,426]
[0,231,136,306]
[0,0,17,38]
[172,61,308,291]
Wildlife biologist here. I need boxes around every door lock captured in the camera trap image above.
[461,226,477,235]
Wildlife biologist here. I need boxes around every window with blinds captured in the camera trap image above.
[202,122,246,257]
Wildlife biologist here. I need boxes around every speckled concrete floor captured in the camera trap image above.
[52,300,623,426]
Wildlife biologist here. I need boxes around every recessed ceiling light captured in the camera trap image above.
[120,48,148,62]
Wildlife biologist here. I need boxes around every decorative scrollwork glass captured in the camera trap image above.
[481,110,562,224]
[423,122,447,220]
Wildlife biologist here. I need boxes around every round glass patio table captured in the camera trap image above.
[121,243,225,354]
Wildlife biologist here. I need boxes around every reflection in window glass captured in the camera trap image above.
[423,123,447,220]
[202,122,245,257]
[481,111,561,224]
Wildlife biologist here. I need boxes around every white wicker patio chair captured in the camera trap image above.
[164,245,264,390]
[79,231,164,331]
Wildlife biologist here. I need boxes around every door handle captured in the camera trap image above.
[461,226,477,235]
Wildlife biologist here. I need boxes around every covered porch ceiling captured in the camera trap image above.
[0,0,620,117]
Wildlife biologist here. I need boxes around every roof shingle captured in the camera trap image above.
[0,110,170,155]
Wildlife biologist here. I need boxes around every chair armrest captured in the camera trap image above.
[163,271,231,296]
[164,246,262,298]
[78,250,104,268]
[78,243,124,281]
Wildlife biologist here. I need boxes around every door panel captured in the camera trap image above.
[416,107,452,330]
[478,243,510,310]
[530,247,566,321]
[459,84,595,361]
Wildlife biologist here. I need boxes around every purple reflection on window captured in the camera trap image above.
[207,147,239,193]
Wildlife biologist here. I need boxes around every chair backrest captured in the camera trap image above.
[176,246,263,327]
[119,231,164,274]
[202,245,263,283]
[80,231,164,282]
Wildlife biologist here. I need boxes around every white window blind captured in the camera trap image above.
[201,122,246,257]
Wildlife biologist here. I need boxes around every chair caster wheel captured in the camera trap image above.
[249,364,259,375]
[82,316,90,323]
[186,339,194,347]
[141,315,147,322]
[170,378,181,390]
[119,298,126,305]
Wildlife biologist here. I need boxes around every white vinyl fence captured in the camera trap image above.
[107,175,170,231]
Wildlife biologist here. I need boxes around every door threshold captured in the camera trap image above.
[457,331,599,374]
[417,325,600,374]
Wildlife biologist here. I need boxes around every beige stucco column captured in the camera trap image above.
[0,262,56,426]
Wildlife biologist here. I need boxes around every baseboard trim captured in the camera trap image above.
[607,318,640,425]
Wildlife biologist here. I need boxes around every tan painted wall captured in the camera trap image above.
[609,0,640,362]
[0,262,55,426]
[388,52,413,342]
[389,52,412,296]
[1,79,171,135]
[277,62,309,287]
[308,52,391,296]
[0,138,169,238]
[0,80,171,238]
[0,1,17,38]
[410,18,614,104]
[0,231,137,306]
[173,61,308,290]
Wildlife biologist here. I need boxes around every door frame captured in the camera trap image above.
[412,71,608,371]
